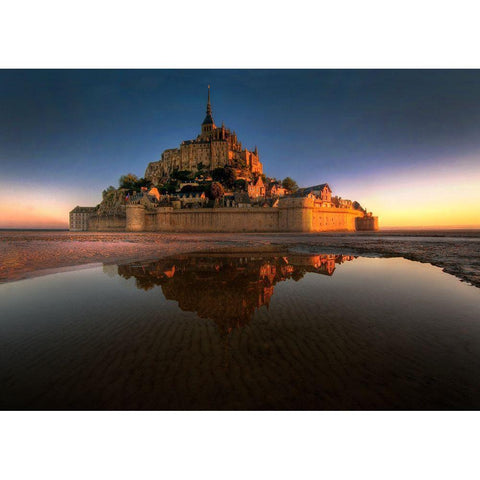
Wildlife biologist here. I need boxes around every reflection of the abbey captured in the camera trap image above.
[115,252,355,331]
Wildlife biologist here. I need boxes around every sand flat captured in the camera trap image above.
[1,230,480,287]
[2,253,480,410]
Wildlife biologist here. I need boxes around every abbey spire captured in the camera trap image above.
[206,85,212,117]
[145,87,263,184]
[202,85,216,134]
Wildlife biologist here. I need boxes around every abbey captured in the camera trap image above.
[69,87,379,233]
[145,87,262,184]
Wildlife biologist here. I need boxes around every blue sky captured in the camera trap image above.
[1,69,480,227]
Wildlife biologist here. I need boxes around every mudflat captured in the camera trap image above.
[2,250,480,410]
[1,229,480,288]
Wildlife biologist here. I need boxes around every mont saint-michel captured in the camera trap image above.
[3,70,480,416]
[69,88,378,233]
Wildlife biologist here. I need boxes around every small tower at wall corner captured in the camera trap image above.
[201,85,216,136]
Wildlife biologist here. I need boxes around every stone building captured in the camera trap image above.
[145,87,263,184]
[177,191,207,208]
[69,206,96,231]
[299,184,332,203]
[247,176,266,199]
[268,182,287,197]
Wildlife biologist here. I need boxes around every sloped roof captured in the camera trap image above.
[70,206,96,213]
[202,113,214,125]
[177,192,205,198]
[254,176,264,186]
[302,183,331,193]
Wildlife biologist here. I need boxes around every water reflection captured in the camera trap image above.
[114,252,355,332]
[3,252,480,409]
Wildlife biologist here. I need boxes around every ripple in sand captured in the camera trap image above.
[1,250,480,410]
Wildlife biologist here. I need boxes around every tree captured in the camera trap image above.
[353,201,365,213]
[119,173,139,190]
[170,169,193,182]
[207,182,225,201]
[211,167,227,183]
[119,173,149,191]
[282,177,298,192]
[210,166,237,189]
[161,183,177,194]
[234,179,247,191]
[181,184,206,193]
[224,166,237,189]
[137,177,149,188]
[102,185,116,199]
[98,185,128,216]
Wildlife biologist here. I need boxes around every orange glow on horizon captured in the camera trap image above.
[1,161,479,230]
[0,203,69,229]
[0,184,88,229]
[325,159,480,229]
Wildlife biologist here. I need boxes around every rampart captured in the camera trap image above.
[88,214,126,231]
[355,215,379,231]
[122,197,377,232]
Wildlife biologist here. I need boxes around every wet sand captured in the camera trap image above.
[2,254,480,410]
[1,230,480,287]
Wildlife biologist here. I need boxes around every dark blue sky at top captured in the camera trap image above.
[1,69,480,201]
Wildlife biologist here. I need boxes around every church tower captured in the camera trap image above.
[201,85,216,136]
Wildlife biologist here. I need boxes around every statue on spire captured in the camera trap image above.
[206,85,211,115]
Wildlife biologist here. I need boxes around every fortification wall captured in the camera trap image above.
[88,215,126,231]
[356,216,379,231]
[278,197,362,232]
[278,197,313,231]
[311,207,360,231]
[126,204,145,231]
[124,199,368,233]
[131,207,280,232]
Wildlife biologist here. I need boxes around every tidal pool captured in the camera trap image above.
[1,250,480,410]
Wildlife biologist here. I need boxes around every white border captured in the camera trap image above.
[1,1,479,68]
[1,1,479,479]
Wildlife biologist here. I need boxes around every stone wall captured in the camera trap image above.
[85,197,373,233]
[356,215,379,231]
[124,197,368,233]
[278,197,314,231]
[127,206,280,233]
[88,215,126,231]
[311,206,360,232]
[278,197,363,232]
[125,204,145,231]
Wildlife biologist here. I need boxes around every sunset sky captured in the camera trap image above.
[1,69,479,229]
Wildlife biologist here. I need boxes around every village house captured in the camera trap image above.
[177,191,207,208]
[247,176,266,199]
[300,183,332,203]
[268,182,287,197]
